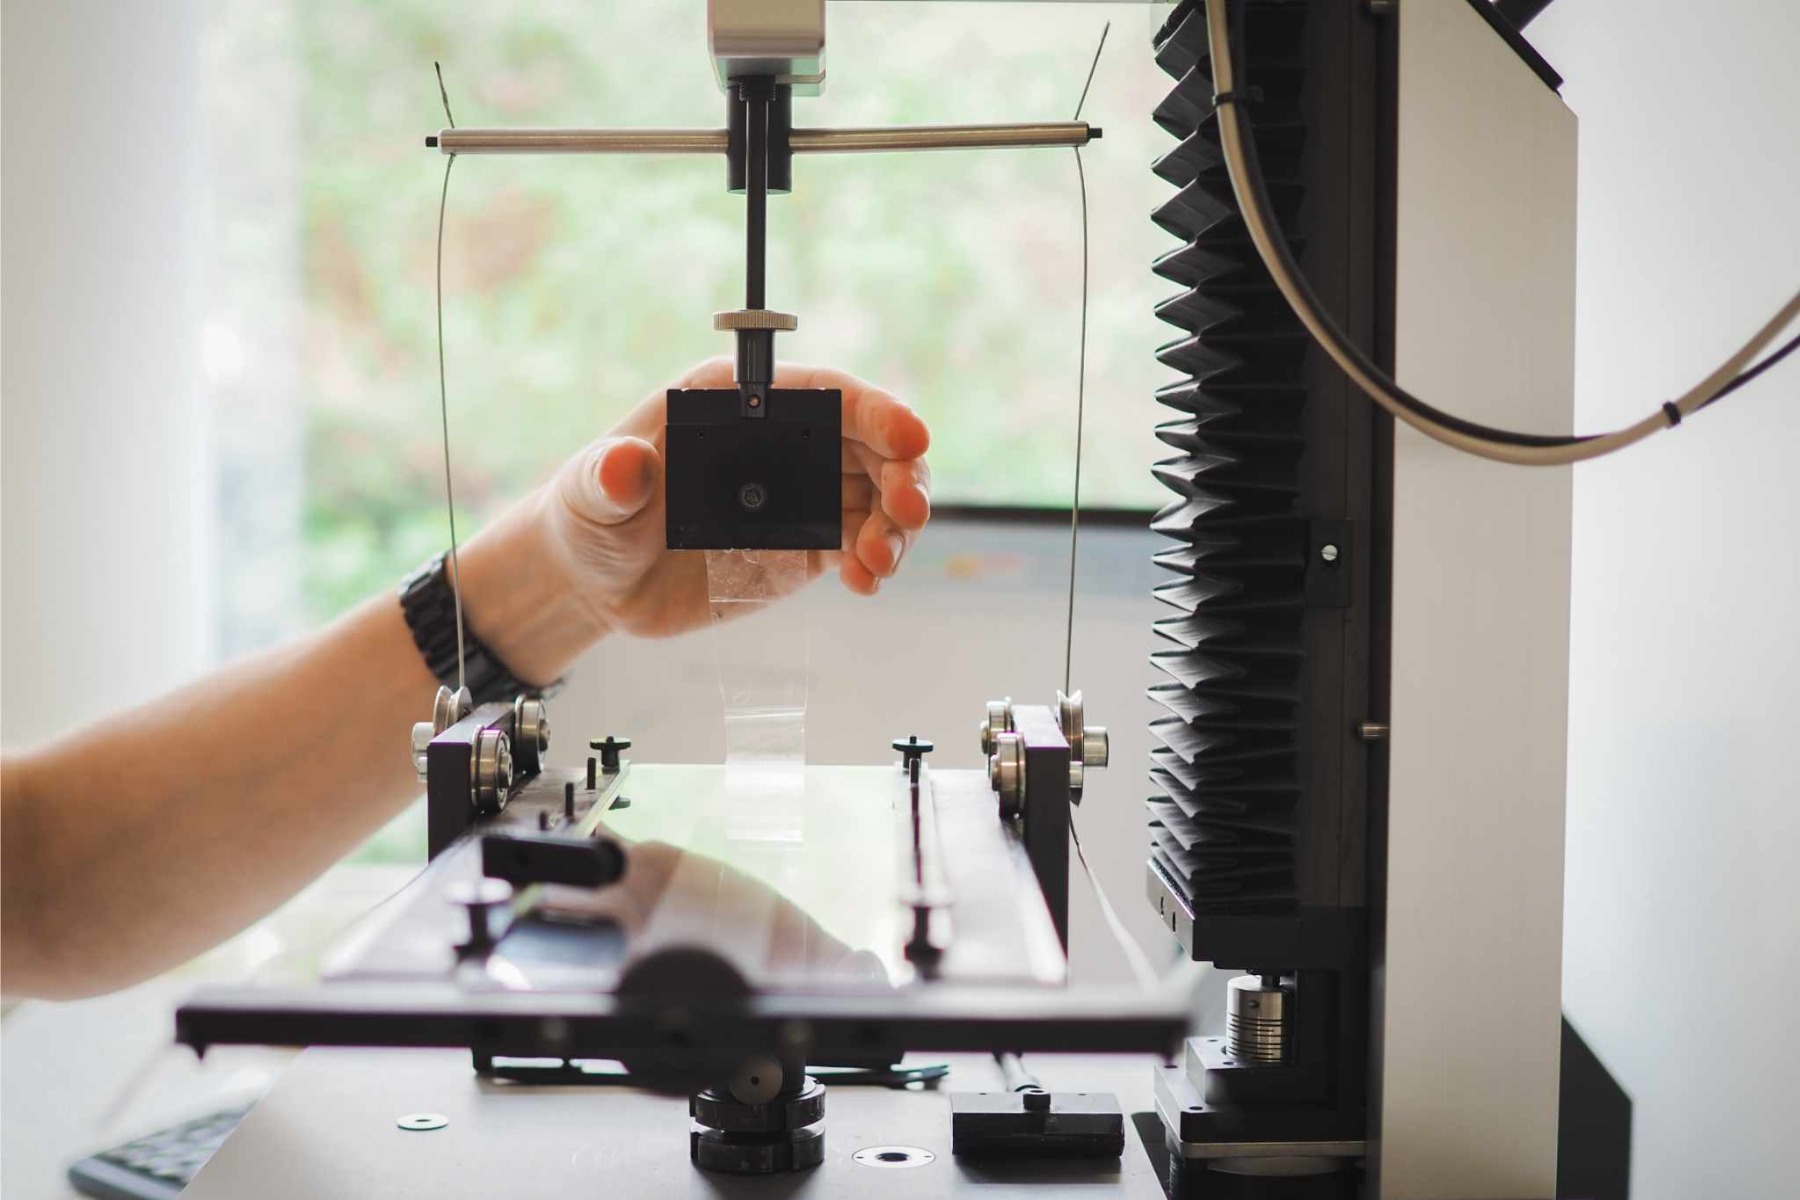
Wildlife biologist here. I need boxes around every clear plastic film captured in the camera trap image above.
[705,549,811,843]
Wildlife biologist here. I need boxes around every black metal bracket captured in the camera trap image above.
[427,701,525,860]
[1009,704,1073,950]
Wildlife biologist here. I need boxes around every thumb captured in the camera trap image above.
[559,436,662,528]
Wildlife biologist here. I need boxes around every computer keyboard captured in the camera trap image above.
[67,1103,253,1200]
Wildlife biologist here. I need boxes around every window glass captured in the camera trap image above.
[207,0,1169,640]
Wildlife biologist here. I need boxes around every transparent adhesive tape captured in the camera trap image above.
[705,549,811,842]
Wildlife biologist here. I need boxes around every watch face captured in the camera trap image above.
[664,388,842,550]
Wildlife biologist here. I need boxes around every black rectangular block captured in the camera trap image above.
[664,387,840,550]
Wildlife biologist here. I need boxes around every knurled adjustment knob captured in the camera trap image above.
[714,309,799,332]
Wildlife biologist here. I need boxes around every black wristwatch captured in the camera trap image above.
[398,553,559,705]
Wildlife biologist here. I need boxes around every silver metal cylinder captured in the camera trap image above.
[431,122,1096,157]
[788,122,1095,153]
[434,128,728,155]
[1226,974,1291,1065]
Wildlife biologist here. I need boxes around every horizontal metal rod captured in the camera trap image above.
[428,122,1098,156]
[431,128,728,154]
[790,122,1097,153]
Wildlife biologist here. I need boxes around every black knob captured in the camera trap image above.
[892,735,935,769]
[590,736,632,773]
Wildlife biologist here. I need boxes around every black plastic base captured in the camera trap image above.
[950,1091,1125,1159]
[690,1123,825,1174]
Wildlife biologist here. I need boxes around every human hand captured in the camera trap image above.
[456,358,931,683]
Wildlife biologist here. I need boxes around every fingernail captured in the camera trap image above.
[884,533,906,573]
[599,441,653,501]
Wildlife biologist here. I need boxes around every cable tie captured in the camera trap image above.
[1662,401,1683,427]
[1211,86,1263,110]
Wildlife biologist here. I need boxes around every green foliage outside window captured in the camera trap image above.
[296,0,1170,623]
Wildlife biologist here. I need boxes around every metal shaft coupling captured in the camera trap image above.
[1226,974,1292,1065]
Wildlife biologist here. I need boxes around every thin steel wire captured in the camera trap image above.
[1064,21,1108,696]
[434,66,466,690]
[1063,22,1166,995]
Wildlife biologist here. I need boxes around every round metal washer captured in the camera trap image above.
[396,1112,448,1132]
[853,1145,936,1169]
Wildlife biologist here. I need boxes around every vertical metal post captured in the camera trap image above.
[729,77,776,412]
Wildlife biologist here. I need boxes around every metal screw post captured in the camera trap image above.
[892,735,935,773]
[448,878,515,952]
[591,736,632,773]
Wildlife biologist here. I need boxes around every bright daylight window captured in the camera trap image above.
[206,0,1169,656]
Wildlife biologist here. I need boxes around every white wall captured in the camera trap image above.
[1526,5,1800,1197]
[1,0,212,749]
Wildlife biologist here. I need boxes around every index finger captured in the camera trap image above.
[773,363,930,461]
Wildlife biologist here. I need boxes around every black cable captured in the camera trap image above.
[1210,0,1798,458]
[1698,331,1800,410]
[1222,92,1591,449]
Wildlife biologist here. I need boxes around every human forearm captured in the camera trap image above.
[1,593,434,996]
[0,511,597,999]
[0,359,928,999]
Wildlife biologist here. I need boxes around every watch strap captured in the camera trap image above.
[398,553,559,705]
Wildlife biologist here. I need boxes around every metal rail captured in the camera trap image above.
[429,122,1098,156]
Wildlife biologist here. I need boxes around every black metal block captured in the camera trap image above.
[950,1091,1125,1159]
[1011,704,1072,949]
[665,387,840,550]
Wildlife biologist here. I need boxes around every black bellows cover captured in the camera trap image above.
[1149,1,1313,921]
